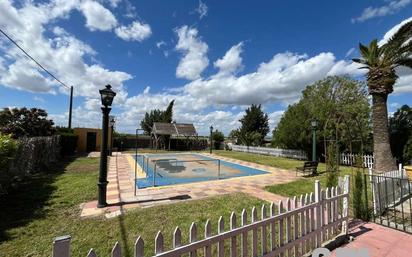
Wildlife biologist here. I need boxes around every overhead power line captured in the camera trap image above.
[0,28,70,89]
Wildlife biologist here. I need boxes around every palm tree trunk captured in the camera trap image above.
[372,94,397,173]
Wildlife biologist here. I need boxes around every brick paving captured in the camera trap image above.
[80,152,298,218]
[331,221,412,257]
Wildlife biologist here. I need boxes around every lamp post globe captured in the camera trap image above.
[311,119,318,162]
[97,84,116,208]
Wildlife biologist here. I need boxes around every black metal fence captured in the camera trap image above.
[365,173,412,233]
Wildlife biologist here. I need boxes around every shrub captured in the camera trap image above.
[60,133,78,156]
[0,133,17,173]
[326,142,339,187]
[403,135,412,165]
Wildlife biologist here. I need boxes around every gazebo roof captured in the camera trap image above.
[152,122,198,137]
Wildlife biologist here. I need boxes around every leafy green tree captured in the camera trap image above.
[0,108,55,138]
[140,100,175,134]
[0,133,17,173]
[272,76,371,156]
[212,130,225,149]
[353,20,412,172]
[389,105,412,163]
[403,136,412,165]
[238,104,269,146]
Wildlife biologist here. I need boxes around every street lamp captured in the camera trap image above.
[311,119,318,162]
[210,125,214,154]
[109,115,115,156]
[97,84,116,208]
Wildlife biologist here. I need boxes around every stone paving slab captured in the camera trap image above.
[80,152,298,218]
[330,221,412,257]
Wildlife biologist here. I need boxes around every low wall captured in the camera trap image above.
[8,135,61,175]
[229,144,307,160]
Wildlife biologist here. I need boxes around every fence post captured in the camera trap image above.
[368,168,377,215]
[342,175,350,234]
[52,235,71,257]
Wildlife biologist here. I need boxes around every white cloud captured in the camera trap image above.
[268,110,284,130]
[34,96,46,103]
[79,0,118,31]
[156,41,166,48]
[195,0,208,19]
[107,0,122,8]
[345,47,356,57]
[114,21,152,41]
[352,0,411,23]
[214,42,244,74]
[175,26,209,80]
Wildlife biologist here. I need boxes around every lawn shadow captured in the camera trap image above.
[0,156,77,242]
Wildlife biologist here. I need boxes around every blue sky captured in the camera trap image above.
[0,0,411,135]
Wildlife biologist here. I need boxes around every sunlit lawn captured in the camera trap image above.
[0,156,267,257]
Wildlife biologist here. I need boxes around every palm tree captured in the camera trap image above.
[353,20,412,172]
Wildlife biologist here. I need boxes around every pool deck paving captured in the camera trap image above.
[80,152,297,218]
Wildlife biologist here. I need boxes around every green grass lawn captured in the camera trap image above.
[0,156,267,257]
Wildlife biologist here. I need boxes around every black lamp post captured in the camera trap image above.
[109,115,115,156]
[311,119,318,162]
[210,125,213,154]
[97,84,116,208]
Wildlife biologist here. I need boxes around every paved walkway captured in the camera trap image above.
[80,153,297,218]
[331,221,412,257]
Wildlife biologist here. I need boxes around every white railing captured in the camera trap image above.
[52,176,350,257]
[340,153,374,168]
[229,144,308,160]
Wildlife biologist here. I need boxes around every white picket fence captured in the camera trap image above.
[52,176,350,257]
[369,165,411,215]
[340,153,374,168]
[229,144,308,160]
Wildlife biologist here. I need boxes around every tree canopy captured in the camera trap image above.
[389,105,412,163]
[140,100,175,134]
[0,107,55,138]
[237,104,269,146]
[272,76,371,156]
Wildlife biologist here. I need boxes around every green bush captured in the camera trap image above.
[326,142,339,187]
[60,133,78,156]
[0,133,17,173]
[403,135,412,165]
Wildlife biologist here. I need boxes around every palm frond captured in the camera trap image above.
[396,57,412,69]
[359,43,370,59]
[386,20,412,47]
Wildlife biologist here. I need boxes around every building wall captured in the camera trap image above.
[73,127,112,152]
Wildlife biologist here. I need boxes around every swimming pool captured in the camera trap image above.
[133,153,269,188]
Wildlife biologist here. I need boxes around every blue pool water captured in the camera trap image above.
[134,153,268,188]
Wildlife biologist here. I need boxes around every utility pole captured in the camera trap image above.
[68,86,73,129]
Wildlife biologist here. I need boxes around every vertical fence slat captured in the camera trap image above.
[190,222,198,257]
[252,206,258,257]
[278,201,284,257]
[310,193,315,251]
[204,220,212,257]
[286,199,292,257]
[304,194,310,252]
[230,212,237,257]
[173,227,182,249]
[299,195,305,255]
[331,187,335,236]
[111,242,121,257]
[155,231,164,255]
[261,204,267,255]
[293,196,299,256]
[326,188,331,240]
[87,249,97,257]
[241,209,248,257]
[270,202,276,251]
[314,180,321,248]
[218,216,225,257]
[53,235,71,257]
[134,237,144,257]
[320,190,326,243]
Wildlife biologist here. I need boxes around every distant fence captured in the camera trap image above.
[340,153,374,168]
[52,176,350,257]
[229,144,307,160]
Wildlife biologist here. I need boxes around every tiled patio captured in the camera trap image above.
[80,152,297,218]
[331,221,412,257]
